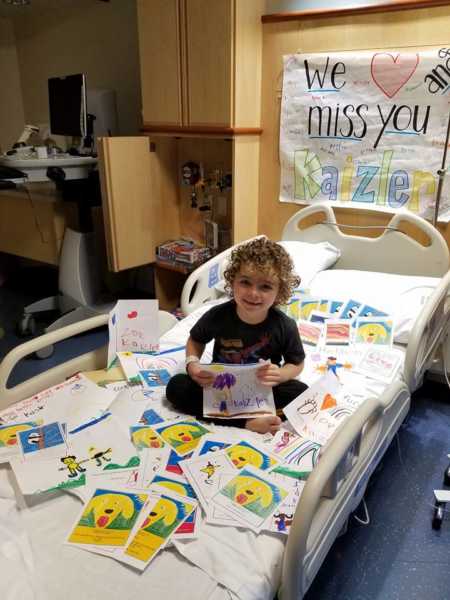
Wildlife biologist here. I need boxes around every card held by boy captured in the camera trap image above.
[201,363,276,419]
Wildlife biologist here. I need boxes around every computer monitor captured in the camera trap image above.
[48,73,87,138]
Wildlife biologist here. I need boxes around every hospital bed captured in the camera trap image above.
[0,205,449,600]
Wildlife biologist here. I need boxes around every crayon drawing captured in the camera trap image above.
[154,420,211,456]
[130,426,165,449]
[124,494,195,566]
[226,440,278,471]
[67,488,148,546]
[298,320,323,346]
[340,300,362,320]
[218,467,288,523]
[355,317,394,346]
[139,408,164,426]
[140,368,171,388]
[0,421,42,448]
[315,354,354,380]
[325,321,352,346]
[300,299,320,320]
[202,363,276,419]
[329,300,344,315]
[18,422,66,456]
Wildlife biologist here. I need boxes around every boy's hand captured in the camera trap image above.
[187,362,215,387]
[256,360,283,387]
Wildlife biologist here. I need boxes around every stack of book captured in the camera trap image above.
[156,239,212,271]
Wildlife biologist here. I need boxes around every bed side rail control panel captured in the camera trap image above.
[404,270,450,391]
[322,432,362,499]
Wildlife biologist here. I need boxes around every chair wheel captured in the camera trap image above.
[16,314,36,337]
[443,464,450,487]
[35,344,54,359]
[432,502,444,530]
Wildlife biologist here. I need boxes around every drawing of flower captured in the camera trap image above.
[213,373,236,413]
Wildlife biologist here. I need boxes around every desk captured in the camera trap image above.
[0,183,77,265]
[0,155,98,183]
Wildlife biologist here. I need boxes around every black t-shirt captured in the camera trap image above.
[190,300,305,366]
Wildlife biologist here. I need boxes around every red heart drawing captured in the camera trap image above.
[127,311,138,319]
[371,53,419,98]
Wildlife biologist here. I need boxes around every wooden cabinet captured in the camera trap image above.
[97,136,181,272]
[0,184,76,265]
[98,135,259,270]
[137,0,183,127]
[137,0,264,133]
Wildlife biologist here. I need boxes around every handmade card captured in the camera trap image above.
[192,433,236,458]
[313,352,354,382]
[355,347,403,384]
[325,320,352,346]
[153,419,211,456]
[18,421,67,461]
[272,437,321,478]
[355,317,394,346]
[210,465,289,532]
[130,425,165,450]
[117,346,185,387]
[149,471,200,537]
[66,487,150,547]
[225,440,279,471]
[298,320,323,346]
[0,373,115,434]
[329,300,344,316]
[139,408,165,426]
[141,446,172,487]
[300,298,320,320]
[279,297,301,321]
[181,450,236,511]
[84,364,127,389]
[165,448,193,476]
[121,491,197,570]
[107,299,160,367]
[11,415,140,494]
[283,374,341,442]
[339,299,362,320]
[265,478,305,535]
[0,419,43,463]
[201,363,276,419]
[357,304,388,319]
[309,310,332,324]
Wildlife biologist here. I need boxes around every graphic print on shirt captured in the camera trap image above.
[217,334,270,363]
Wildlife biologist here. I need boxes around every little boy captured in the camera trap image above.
[166,237,308,434]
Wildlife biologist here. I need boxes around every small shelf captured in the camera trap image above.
[155,258,204,275]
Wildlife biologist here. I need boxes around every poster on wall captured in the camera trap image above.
[279,47,450,221]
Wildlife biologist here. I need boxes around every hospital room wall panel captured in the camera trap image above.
[258,5,450,250]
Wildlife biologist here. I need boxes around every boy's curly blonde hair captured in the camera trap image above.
[223,237,300,305]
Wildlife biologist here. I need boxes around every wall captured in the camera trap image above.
[259,3,450,248]
[13,0,141,137]
[0,18,25,153]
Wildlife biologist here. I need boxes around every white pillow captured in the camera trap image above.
[213,240,341,295]
[277,241,341,287]
[308,269,439,344]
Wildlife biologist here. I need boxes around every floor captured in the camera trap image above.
[1,262,450,600]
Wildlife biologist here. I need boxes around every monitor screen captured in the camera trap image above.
[48,73,87,138]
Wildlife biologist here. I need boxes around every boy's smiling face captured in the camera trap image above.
[232,265,280,324]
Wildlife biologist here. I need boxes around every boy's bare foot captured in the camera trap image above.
[245,415,282,435]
